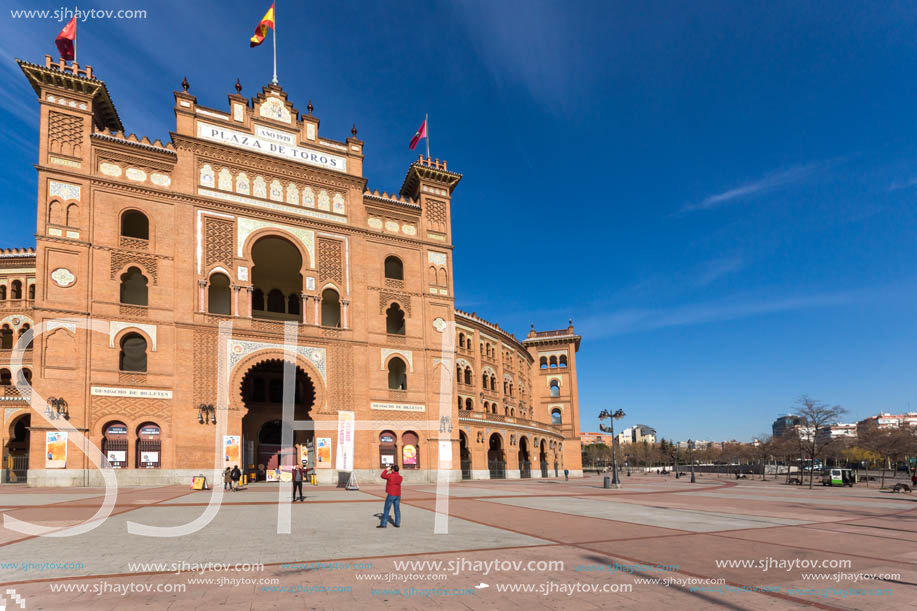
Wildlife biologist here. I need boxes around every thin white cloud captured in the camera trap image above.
[887,176,917,191]
[696,256,744,286]
[684,164,820,212]
[576,290,860,339]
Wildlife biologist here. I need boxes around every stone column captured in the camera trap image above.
[314,295,321,326]
[198,280,207,312]
[301,293,310,324]
[341,299,350,329]
[232,285,241,317]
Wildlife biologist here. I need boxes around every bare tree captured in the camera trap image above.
[794,395,848,489]
[753,435,773,480]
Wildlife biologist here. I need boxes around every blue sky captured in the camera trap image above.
[1,1,916,441]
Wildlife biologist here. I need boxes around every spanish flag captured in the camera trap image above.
[250,3,275,48]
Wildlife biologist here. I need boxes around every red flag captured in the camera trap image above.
[55,17,76,61]
[409,118,427,150]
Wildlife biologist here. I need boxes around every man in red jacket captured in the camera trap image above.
[378,465,402,528]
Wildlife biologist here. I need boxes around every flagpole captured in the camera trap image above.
[271,2,278,84]
[425,113,430,159]
[73,5,78,64]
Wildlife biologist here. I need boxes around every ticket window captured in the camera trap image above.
[103,422,128,469]
[136,423,161,469]
[379,431,397,468]
[401,431,419,470]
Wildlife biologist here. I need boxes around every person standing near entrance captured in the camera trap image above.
[292,464,304,502]
[230,465,241,491]
[223,467,232,491]
[377,465,402,528]
[564,468,569,481]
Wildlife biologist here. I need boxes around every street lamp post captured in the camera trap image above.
[599,409,625,488]
[689,439,696,483]
[674,444,679,478]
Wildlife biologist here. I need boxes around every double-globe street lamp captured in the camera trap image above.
[598,409,626,488]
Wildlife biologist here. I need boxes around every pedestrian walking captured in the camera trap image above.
[911,471,917,488]
[377,465,402,528]
[223,467,232,491]
[292,464,305,502]
[230,465,241,491]
[564,468,569,481]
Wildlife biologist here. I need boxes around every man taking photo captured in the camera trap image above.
[377,465,402,528]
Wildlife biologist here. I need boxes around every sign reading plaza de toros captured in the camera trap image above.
[196,122,347,172]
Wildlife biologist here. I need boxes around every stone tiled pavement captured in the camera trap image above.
[0,474,914,610]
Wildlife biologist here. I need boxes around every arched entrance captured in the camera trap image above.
[518,437,531,478]
[539,440,549,477]
[240,359,315,479]
[5,413,29,483]
[488,433,506,479]
[459,431,471,480]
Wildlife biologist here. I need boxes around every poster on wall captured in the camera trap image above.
[224,435,241,467]
[381,454,394,466]
[45,431,67,468]
[107,450,126,467]
[402,444,417,466]
[336,411,354,471]
[315,437,332,468]
[140,452,159,468]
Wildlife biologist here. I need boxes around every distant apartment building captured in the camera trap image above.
[772,414,807,438]
[815,423,857,443]
[580,432,615,446]
[617,425,657,445]
[856,412,917,436]
[676,439,709,450]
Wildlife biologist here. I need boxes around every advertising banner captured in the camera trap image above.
[402,444,417,466]
[316,437,332,468]
[224,435,241,467]
[336,411,354,471]
[45,431,67,468]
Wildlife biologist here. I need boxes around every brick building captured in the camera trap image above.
[0,56,583,486]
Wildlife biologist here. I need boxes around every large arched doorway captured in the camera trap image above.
[488,433,506,480]
[240,359,315,478]
[518,437,531,478]
[250,236,303,322]
[5,413,29,483]
[459,431,471,480]
[539,440,549,478]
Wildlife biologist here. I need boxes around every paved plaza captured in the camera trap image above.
[0,473,914,610]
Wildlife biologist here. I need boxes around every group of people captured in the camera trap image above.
[223,465,242,491]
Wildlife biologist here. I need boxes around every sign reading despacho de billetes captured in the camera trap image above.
[370,402,425,412]
[91,386,173,399]
[197,122,347,172]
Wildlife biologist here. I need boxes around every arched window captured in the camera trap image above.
[119,332,148,372]
[120,267,148,306]
[480,343,484,355]
[18,325,33,350]
[456,365,462,383]
[251,288,265,311]
[402,431,419,469]
[491,403,498,414]
[549,379,560,397]
[0,286,6,300]
[384,256,404,280]
[482,373,488,387]
[490,375,496,391]
[267,289,285,313]
[207,273,231,315]
[552,409,562,425]
[509,383,514,397]
[137,423,161,469]
[0,369,10,385]
[287,293,300,316]
[504,406,509,416]
[28,284,34,300]
[66,203,79,227]
[387,357,407,390]
[386,303,405,335]
[379,431,397,468]
[559,355,568,368]
[484,401,489,413]
[321,288,341,327]
[16,368,31,385]
[464,368,472,385]
[103,421,128,469]
[457,396,463,410]
[0,326,13,349]
[503,380,508,394]
[539,357,547,369]
[458,333,465,349]
[121,210,149,240]
[465,398,473,411]
[11,281,21,300]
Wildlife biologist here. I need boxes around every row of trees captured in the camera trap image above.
[582,396,917,489]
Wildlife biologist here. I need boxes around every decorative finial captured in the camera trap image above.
[235,78,242,94]
[568,318,572,325]
[181,76,189,92]
[307,100,314,114]
[530,324,535,330]
[351,123,357,137]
